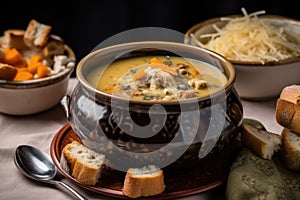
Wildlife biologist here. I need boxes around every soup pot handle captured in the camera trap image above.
[60,95,72,122]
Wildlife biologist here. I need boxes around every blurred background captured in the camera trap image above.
[1,0,298,77]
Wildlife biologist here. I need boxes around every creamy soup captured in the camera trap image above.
[87,56,227,101]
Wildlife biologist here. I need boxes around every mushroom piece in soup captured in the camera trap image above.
[92,56,227,101]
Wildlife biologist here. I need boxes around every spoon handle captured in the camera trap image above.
[58,181,88,200]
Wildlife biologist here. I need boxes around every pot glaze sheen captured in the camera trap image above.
[61,42,243,172]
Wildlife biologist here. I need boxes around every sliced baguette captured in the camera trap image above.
[122,165,165,198]
[276,84,300,134]
[24,19,52,47]
[42,36,65,59]
[241,123,282,159]
[1,29,27,50]
[281,128,300,171]
[0,63,17,81]
[62,141,106,186]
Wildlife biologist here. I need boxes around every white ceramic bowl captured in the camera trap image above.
[0,46,75,115]
[184,14,300,101]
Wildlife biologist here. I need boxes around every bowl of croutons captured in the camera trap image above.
[0,19,76,115]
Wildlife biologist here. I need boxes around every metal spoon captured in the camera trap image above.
[14,145,87,200]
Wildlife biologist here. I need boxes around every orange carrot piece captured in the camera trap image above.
[150,63,177,75]
[28,55,44,74]
[17,67,29,72]
[150,57,163,64]
[28,62,40,75]
[29,55,43,65]
[3,48,23,65]
[3,48,10,54]
[13,71,34,81]
[132,90,142,95]
[104,85,115,91]
[132,69,147,81]
[188,69,199,76]
[176,64,187,70]
[37,64,50,78]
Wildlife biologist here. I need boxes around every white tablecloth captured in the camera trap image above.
[0,78,283,200]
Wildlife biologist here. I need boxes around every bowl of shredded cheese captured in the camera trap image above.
[184,8,300,101]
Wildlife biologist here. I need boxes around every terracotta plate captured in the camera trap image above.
[50,123,241,199]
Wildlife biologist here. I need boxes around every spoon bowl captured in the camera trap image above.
[14,145,87,200]
[15,145,57,182]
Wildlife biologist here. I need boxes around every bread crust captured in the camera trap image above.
[2,29,27,50]
[43,36,65,58]
[122,166,165,198]
[241,123,281,159]
[62,141,105,186]
[0,63,17,81]
[24,19,52,47]
[71,160,100,186]
[276,85,300,134]
[281,128,300,171]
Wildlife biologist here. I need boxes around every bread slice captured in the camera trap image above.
[122,165,165,198]
[42,36,65,59]
[0,63,18,80]
[241,123,282,159]
[276,84,300,134]
[1,29,27,50]
[24,19,52,47]
[281,128,300,171]
[62,141,106,186]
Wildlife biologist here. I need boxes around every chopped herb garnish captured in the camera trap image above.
[163,61,173,66]
[143,95,155,100]
[130,69,137,74]
[177,84,191,90]
[122,85,131,90]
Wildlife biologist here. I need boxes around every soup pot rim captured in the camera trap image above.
[75,41,236,106]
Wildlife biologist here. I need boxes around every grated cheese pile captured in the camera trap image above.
[199,8,300,64]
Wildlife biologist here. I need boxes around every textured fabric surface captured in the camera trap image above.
[226,147,300,200]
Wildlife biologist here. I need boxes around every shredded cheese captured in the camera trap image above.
[199,8,300,64]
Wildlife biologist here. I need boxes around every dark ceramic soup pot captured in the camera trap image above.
[61,41,243,172]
